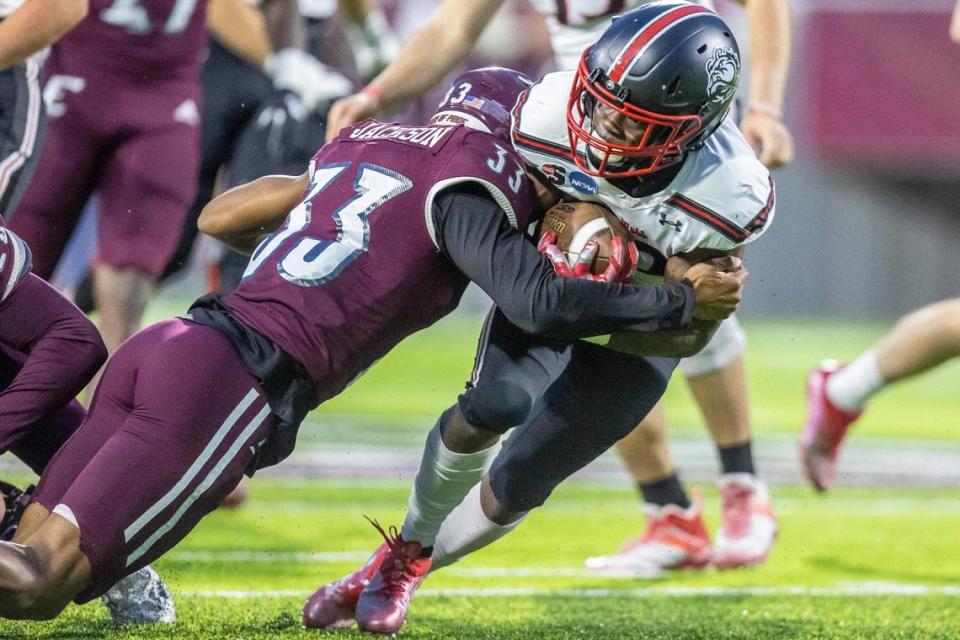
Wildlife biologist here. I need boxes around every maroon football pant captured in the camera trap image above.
[0,348,86,475]
[8,66,199,279]
[32,318,273,602]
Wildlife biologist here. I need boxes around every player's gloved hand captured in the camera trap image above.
[600,236,639,284]
[264,49,353,114]
[538,233,638,284]
[684,259,748,320]
[325,88,382,142]
[538,231,597,278]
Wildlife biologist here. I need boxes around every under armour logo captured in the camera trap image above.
[659,213,683,232]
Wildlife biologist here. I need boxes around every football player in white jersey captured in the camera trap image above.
[305,5,776,634]
[0,0,87,214]
[801,5,960,493]
[322,0,790,576]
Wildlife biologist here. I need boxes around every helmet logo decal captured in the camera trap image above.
[705,48,740,103]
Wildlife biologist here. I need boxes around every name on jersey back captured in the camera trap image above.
[348,123,454,149]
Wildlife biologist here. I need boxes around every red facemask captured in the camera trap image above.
[566,54,703,178]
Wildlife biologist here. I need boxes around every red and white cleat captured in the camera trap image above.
[799,361,863,492]
[711,473,778,570]
[585,489,711,577]
[355,522,432,635]
[301,543,390,629]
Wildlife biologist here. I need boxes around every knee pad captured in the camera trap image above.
[458,381,532,434]
[487,460,552,513]
[679,314,747,378]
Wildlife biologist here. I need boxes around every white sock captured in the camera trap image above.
[826,349,886,412]
[400,420,499,547]
[52,503,79,528]
[431,483,526,571]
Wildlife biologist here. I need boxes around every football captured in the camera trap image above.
[538,202,632,275]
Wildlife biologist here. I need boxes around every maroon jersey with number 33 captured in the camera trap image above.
[222,121,535,402]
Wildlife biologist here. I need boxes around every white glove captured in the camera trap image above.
[263,48,354,113]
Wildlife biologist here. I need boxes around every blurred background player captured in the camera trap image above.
[320,0,792,575]
[0,0,87,214]
[800,298,960,492]
[70,1,383,307]
[799,0,960,494]
[6,0,272,370]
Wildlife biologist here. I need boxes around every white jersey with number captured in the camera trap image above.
[511,70,774,274]
[528,0,715,69]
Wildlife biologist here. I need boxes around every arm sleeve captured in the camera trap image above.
[433,186,695,340]
[0,274,107,452]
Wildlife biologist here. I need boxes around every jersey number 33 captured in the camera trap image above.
[243,163,413,287]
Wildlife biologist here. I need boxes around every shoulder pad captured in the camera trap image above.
[666,125,776,250]
[511,72,576,164]
[423,131,535,249]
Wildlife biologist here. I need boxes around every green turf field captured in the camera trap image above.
[2,310,958,638]
[3,481,959,639]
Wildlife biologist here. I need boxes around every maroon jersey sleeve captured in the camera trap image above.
[423,129,537,250]
[0,275,107,453]
[0,227,32,304]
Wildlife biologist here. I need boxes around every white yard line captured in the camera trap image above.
[181,583,960,599]
[168,551,590,576]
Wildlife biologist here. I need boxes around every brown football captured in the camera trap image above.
[538,202,632,275]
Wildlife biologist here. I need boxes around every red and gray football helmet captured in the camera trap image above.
[568,1,741,178]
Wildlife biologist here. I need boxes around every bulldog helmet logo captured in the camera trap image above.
[705,48,740,103]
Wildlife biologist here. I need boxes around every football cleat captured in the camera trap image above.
[711,473,778,570]
[101,565,175,625]
[799,361,863,492]
[585,489,711,576]
[0,481,34,541]
[301,542,390,629]
[355,520,432,635]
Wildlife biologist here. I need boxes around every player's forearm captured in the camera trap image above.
[208,0,273,67]
[436,190,694,339]
[0,0,87,70]
[604,318,720,358]
[952,0,960,43]
[744,0,791,113]
[0,276,105,447]
[366,0,502,110]
[199,173,308,255]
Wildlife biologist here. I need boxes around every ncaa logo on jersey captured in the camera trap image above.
[568,171,598,195]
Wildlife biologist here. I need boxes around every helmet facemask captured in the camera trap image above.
[567,56,704,178]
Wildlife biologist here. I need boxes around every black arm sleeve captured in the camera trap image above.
[433,186,695,341]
